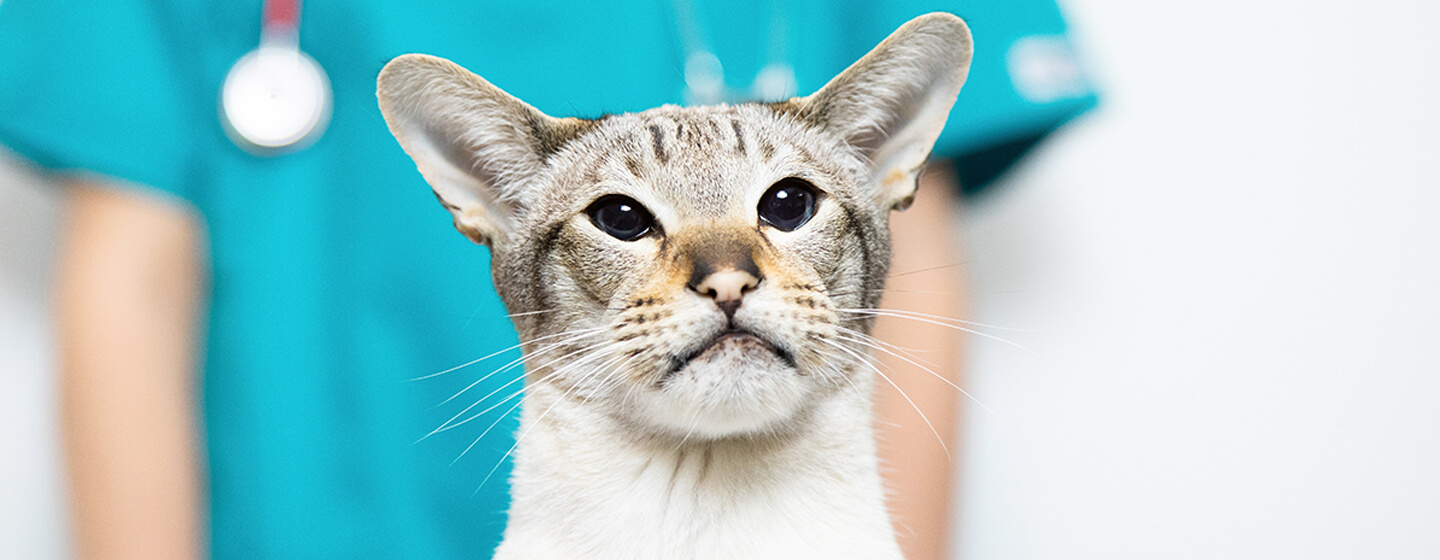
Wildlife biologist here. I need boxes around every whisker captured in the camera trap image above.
[616,354,654,412]
[430,355,529,411]
[448,342,629,464]
[837,308,1034,353]
[578,353,642,407]
[885,261,968,279]
[809,345,865,394]
[460,302,487,332]
[426,339,624,439]
[505,308,560,318]
[449,395,526,466]
[429,329,607,411]
[410,326,608,381]
[444,347,621,462]
[836,326,940,356]
[835,326,937,367]
[466,305,563,331]
[839,307,1036,333]
[474,349,637,494]
[834,329,995,415]
[428,378,528,442]
[827,287,960,298]
[410,345,521,383]
[816,337,950,458]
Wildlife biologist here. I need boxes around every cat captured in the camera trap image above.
[377,12,972,560]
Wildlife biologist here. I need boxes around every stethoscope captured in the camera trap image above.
[220,0,331,154]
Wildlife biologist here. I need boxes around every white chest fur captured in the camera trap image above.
[493,384,902,560]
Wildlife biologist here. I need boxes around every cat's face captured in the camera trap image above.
[379,14,972,439]
[493,104,890,437]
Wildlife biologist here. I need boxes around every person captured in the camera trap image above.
[0,0,1095,558]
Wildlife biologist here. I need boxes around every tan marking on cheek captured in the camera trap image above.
[751,246,777,278]
[632,261,692,301]
[755,254,814,291]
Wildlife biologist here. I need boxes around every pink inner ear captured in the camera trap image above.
[800,13,971,160]
[795,13,970,210]
[378,53,562,246]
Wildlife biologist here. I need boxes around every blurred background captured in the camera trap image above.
[3,0,1438,558]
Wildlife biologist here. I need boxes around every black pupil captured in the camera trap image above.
[589,196,652,241]
[760,179,816,231]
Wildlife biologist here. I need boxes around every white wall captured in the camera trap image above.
[954,0,1440,558]
[0,153,69,558]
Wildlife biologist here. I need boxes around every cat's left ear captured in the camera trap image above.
[378,54,592,246]
[795,13,972,211]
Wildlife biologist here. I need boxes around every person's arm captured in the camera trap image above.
[57,179,207,560]
[873,163,967,560]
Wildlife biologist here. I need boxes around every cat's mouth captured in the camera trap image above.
[667,328,797,375]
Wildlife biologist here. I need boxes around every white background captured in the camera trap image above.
[952,0,1440,558]
[1,149,66,556]
[3,0,1438,558]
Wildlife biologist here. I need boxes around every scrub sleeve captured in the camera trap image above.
[0,2,522,558]
[0,0,199,201]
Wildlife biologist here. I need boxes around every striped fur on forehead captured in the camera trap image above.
[521,104,871,223]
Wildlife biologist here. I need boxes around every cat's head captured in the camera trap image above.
[379,13,971,439]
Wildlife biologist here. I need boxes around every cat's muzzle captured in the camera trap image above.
[665,327,797,380]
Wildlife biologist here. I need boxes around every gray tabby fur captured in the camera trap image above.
[378,13,972,559]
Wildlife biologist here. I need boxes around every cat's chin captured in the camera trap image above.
[633,333,812,439]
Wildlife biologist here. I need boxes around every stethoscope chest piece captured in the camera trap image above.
[221,46,331,154]
[220,0,330,155]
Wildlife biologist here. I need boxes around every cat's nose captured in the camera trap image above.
[692,268,760,319]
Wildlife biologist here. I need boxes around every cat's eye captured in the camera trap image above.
[758,178,818,232]
[587,195,654,241]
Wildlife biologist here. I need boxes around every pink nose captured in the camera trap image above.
[693,268,759,318]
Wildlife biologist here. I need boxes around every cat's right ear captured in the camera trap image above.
[378,54,577,246]
[791,13,972,212]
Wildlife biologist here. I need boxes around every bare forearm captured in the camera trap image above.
[58,180,207,560]
[873,165,966,560]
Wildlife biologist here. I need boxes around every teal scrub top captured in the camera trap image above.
[0,0,1095,558]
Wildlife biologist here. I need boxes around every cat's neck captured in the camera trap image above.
[494,379,902,560]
